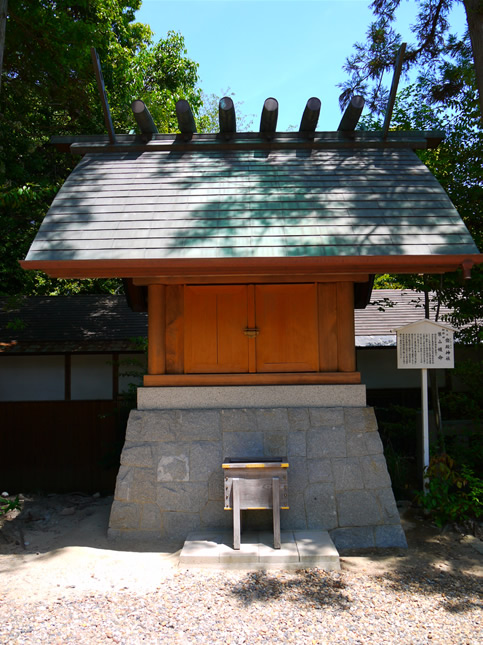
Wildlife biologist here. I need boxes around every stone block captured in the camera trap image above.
[263,432,287,457]
[330,527,375,550]
[201,501,232,529]
[375,524,408,548]
[156,443,189,482]
[220,408,257,432]
[124,410,143,441]
[376,488,401,523]
[309,408,344,427]
[141,410,179,442]
[281,494,307,530]
[307,427,346,458]
[120,443,153,468]
[162,511,201,540]
[344,408,378,433]
[332,458,364,491]
[140,503,162,531]
[288,408,310,431]
[113,465,132,501]
[109,501,140,530]
[178,410,221,440]
[337,490,382,526]
[190,441,222,482]
[287,431,307,457]
[307,459,333,483]
[364,432,384,455]
[223,431,264,457]
[286,456,308,493]
[255,408,290,432]
[345,432,367,458]
[157,482,208,513]
[208,470,224,501]
[304,483,338,530]
[129,468,157,503]
[360,455,392,489]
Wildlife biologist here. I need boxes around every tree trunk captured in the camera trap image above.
[464,0,483,122]
[0,0,7,95]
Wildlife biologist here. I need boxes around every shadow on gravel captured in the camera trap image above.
[382,569,482,614]
[230,569,350,609]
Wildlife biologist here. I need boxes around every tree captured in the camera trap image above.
[339,0,483,122]
[0,1,204,297]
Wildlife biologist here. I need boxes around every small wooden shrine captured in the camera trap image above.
[21,53,482,548]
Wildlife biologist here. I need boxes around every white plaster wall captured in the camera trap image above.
[0,355,65,401]
[71,355,113,400]
[357,348,446,389]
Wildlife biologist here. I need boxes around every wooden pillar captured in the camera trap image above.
[336,282,356,372]
[148,284,166,375]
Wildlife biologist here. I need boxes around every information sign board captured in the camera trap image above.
[396,320,454,369]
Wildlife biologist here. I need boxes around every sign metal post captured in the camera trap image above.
[395,320,455,489]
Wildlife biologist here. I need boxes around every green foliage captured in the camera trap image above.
[340,1,482,121]
[1,2,205,297]
[0,495,20,516]
[418,454,483,527]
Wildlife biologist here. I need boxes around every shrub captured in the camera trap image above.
[418,454,483,527]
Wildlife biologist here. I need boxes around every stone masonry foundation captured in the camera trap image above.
[108,386,407,549]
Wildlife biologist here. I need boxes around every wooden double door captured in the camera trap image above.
[184,284,319,374]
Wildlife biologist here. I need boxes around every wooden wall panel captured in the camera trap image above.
[255,284,318,372]
[147,284,165,374]
[184,286,249,373]
[165,285,184,374]
[318,283,338,371]
[336,282,356,372]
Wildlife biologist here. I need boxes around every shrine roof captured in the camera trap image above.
[22,134,480,277]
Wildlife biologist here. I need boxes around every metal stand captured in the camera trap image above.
[231,477,281,550]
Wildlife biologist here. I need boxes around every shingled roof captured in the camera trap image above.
[23,142,479,269]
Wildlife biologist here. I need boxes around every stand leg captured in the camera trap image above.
[233,478,241,550]
[272,477,281,549]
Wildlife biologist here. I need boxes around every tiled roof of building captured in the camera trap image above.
[24,146,479,264]
[355,289,454,347]
[0,296,146,353]
[1,291,460,353]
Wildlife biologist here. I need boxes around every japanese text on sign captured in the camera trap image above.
[397,324,454,369]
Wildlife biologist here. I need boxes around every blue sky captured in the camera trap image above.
[135,0,467,132]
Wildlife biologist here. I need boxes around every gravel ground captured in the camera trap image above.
[0,495,482,644]
[1,566,481,644]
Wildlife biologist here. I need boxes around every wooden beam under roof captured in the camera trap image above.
[299,97,321,135]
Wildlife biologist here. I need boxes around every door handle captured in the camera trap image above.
[243,327,259,338]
